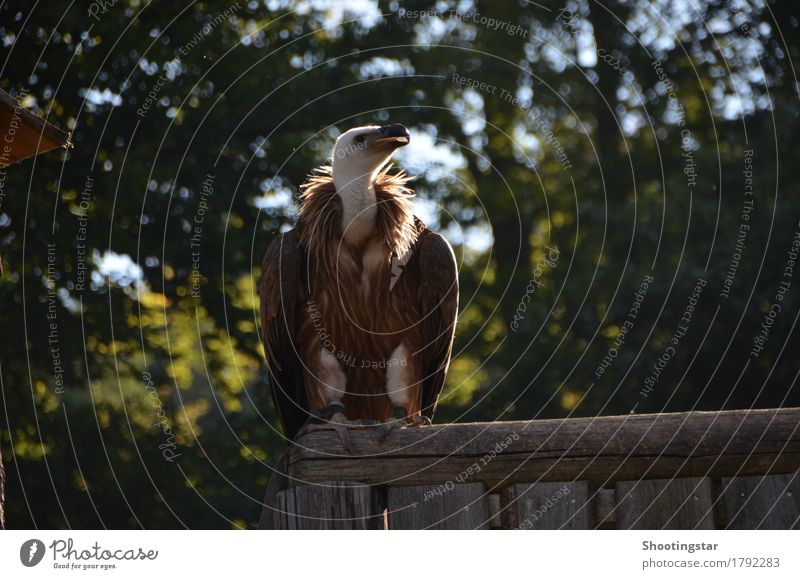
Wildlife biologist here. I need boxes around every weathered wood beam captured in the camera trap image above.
[288,408,800,488]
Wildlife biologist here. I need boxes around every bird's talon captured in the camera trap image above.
[377,411,431,441]
[377,419,404,442]
[326,411,356,453]
[329,411,349,425]
[411,414,432,427]
[379,407,412,442]
[331,423,355,454]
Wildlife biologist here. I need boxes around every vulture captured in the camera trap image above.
[260,124,459,442]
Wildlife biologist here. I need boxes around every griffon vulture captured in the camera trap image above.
[260,124,458,442]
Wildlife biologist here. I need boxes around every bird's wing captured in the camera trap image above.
[260,229,309,440]
[417,230,459,419]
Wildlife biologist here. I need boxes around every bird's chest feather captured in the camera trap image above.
[303,239,421,353]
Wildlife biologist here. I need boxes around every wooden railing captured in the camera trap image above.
[259,408,800,529]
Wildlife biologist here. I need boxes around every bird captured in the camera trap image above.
[259,124,459,444]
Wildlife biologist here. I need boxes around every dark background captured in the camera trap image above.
[1,0,799,528]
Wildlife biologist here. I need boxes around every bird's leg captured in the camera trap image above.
[379,343,429,441]
[302,348,365,451]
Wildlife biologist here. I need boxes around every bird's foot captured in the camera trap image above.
[377,406,431,442]
[307,407,378,429]
[297,403,359,453]
[300,403,346,427]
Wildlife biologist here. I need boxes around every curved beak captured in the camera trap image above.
[375,123,410,147]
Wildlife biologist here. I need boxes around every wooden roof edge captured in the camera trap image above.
[0,87,72,150]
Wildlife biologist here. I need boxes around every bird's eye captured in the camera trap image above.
[354,135,366,145]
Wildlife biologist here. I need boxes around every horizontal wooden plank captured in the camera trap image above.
[287,408,800,487]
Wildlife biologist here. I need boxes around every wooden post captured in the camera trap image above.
[615,478,715,529]
[270,481,384,530]
[719,473,800,529]
[387,483,489,529]
[501,481,594,529]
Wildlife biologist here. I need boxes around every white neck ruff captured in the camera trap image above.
[333,168,378,245]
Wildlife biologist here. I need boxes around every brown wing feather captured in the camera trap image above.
[417,230,459,419]
[260,229,309,439]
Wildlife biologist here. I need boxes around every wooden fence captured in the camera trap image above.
[259,407,800,529]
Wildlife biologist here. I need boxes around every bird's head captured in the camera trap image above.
[331,124,410,190]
